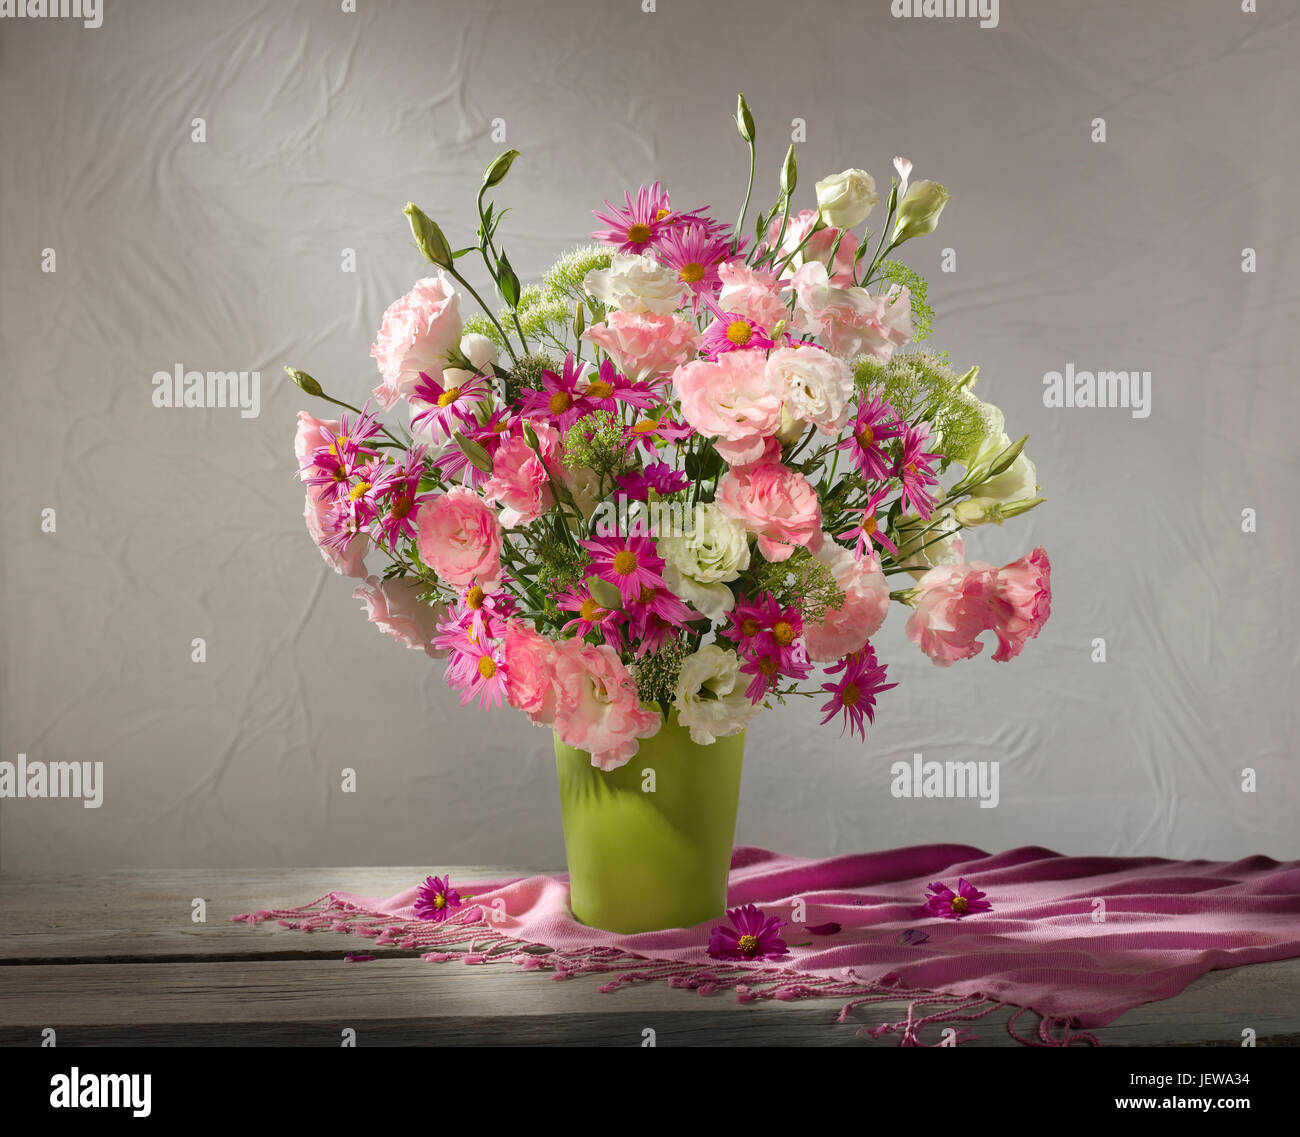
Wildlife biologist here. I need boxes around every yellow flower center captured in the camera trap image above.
[773,621,795,646]
[466,586,485,610]
[632,418,660,434]
[586,379,614,398]
[725,319,753,346]
[758,658,778,677]
[737,934,759,955]
[579,597,603,622]
[741,618,759,637]
[332,466,348,483]
[348,480,371,501]
[626,223,652,244]
[950,896,968,914]
[389,495,413,520]
[433,894,447,909]
[638,585,657,604]
[437,387,461,408]
[679,262,705,284]
[612,550,638,576]
[477,656,497,679]
[840,682,861,707]
[864,515,877,535]
[329,435,349,455]
[654,208,671,222]
[857,426,875,448]
[549,391,572,414]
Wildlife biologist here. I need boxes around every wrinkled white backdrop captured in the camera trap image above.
[1,0,1296,871]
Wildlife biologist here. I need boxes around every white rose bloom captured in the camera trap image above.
[673,643,758,745]
[410,332,498,444]
[583,253,682,316]
[765,345,854,435]
[814,168,880,230]
[659,505,751,622]
[895,505,966,582]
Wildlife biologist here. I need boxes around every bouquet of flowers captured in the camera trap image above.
[290,96,1050,772]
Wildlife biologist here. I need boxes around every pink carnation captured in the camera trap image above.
[303,490,369,578]
[370,273,463,410]
[552,639,661,771]
[501,620,558,726]
[582,310,700,383]
[716,260,788,331]
[673,349,783,466]
[715,439,823,563]
[480,422,561,526]
[803,537,890,662]
[415,487,503,591]
[352,575,447,658]
[906,547,1052,666]
[790,263,913,363]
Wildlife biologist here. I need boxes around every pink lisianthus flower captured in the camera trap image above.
[582,310,700,383]
[303,490,369,578]
[552,639,661,771]
[501,619,558,726]
[905,558,1031,667]
[716,259,789,331]
[787,262,913,363]
[294,411,339,479]
[762,209,858,285]
[803,536,890,662]
[415,487,503,591]
[673,349,783,467]
[352,575,447,658]
[480,420,561,526]
[370,273,463,410]
[714,440,823,563]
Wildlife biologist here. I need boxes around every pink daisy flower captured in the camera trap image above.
[740,641,812,705]
[376,446,434,546]
[556,584,624,650]
[837,485,899,560]
[707,904,789,962]
[923,878,993,920]
[411,370,490,441]
[718,593,782,657]
[819,645,896,740]
[579,357,659,413]
[700,312,775,359]
[515,352,589,433]
[656,225,735,307]
[625,415,695,459]
[624,584,697,656]
[414,874,462,922]
[454,582,515,644]
[579,535,667,606]
[591,183,711,254]
[837,395,903,482]
[897,422,943,519]
[449,639,509,711]
[615,461,690,501]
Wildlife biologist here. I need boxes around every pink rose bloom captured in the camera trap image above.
[352,575,447,658]
[502,620,558,726]
[415,487,503,591]
[480,422,561,526]
[295,411,338,484]
[716,259,788,331]
[303,490,369,578]
[763,209,858,286]
[582,310,700,383]
[906,548,1051,666]
[803,536,890,662]
[715,439,823,563]
[552,639,661,771]
[789,263,913,364]
[370,273,463,410]
[674,349,783,466]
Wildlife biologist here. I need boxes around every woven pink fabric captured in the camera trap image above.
[236,844,1300,1045]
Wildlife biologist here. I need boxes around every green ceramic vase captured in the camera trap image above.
[553,710,745,934]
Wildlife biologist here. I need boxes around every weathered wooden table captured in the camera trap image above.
[3,868,1298,1046]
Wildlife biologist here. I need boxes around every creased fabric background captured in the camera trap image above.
[0,0,1295,871]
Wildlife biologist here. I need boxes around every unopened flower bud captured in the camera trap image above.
[780,144,798,198]
[482,149,520,189]
[891,179,950,245]
[404,202,453,268]
[284,366,323,397]
[735,93,755,143]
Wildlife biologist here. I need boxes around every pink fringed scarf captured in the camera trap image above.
[234,844,1300,1046]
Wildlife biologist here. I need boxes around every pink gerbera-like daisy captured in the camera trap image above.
[615,461,690,501]
[590,182,712,253]
[449,639,509,711]
[580,357,658,413]
[454,582,515,644]
[819,644,896,739]
[718,593,782,657]
[700,312,775,359]
[376,446,433,546]
[740,641,812,705]
[434,410,511,489]
[556,584,624,650]
[624,584,697,656]
[625,415,695,459]
[579,535,667,606]
[897,421,943,520]
[837,484,899,560]
[923,878,992,920]
[837,395,903,482]
[515,352,589,433]
[414,874,462,922]
[411,370,490,441]
[707,904,789,962]
[656,224,735,306]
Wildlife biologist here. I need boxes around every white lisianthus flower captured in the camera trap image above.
[765,345,855,435]
[814,168,880,230]
[896,504,965,582]
[583,253,682,316]
[964,403,1039,505]
[673,643,758,745]
[659,505,751,622]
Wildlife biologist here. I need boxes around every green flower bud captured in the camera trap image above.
[572,300,586,340]
[404,202,453,268]
[735,93,755,143]
[284,366,323,397]
[780,144,798,198]
[956,364,980,391]
[453,431,494,474]
[891,179,950,245]
[522,422,540,451]
[482,149,520,189]
[587,576,623,611]
[953,498,1001,527]
[998,496,1045,520]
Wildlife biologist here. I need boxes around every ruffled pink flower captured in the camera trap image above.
[763,209,858,286]
[303,490,369,578]
[480,421,561,526]
[501,620,558,726]
[803,536,890,661]
[714,439,823,563]
[294,412,339,482]
[789,263,913,363]
[673,349,783,466]
[582,310,700,383]
[716,259,788,331]
[552,640,661,771]
[370,273,463,410]
[906,549,1052,667]
[415,487,503,591]
[352,575,447,658]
